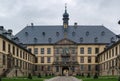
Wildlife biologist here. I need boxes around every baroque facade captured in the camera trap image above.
[0,6,119,77]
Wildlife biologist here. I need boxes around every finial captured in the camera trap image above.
[65,3,67,12]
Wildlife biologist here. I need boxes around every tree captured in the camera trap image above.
[28,73,32,79]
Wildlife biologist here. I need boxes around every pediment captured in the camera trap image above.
[55,38,76,45]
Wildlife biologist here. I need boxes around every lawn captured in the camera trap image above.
[75,76,118,81]
[1,76,54,81]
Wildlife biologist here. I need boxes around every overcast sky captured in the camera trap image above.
[0,0,120,35]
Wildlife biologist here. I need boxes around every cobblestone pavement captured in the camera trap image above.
[44,76,82,81]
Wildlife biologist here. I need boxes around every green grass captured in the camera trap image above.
[1,76,54,81]
[75,76,118,81]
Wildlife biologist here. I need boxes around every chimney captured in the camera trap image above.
[74,22,78,28]
[31,23,34,27]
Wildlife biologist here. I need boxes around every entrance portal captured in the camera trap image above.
[62,67,69,76]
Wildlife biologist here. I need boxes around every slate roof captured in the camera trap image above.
[15,25,116,45]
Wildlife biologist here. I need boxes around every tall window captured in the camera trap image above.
[41,57,44,63]
[34,48,38,54]
[17,48,19,56]
[3,55,5,65]
[2,40,6,51]
[88,65,91,71]
[41,48,44,54]
[47,48,51,54]
[72,48,76,54]
[13,46,15,55]
[88,56,91,63]
[28,48,32,52]
[88,47,92,54]
[80,65,84,71]
[56,48,59,54]
[80,48,84,54]
[80,56,84,63]
[8,44,10,52]
[95,48,99,54]
[56,66,59,72]
[47,57,51,63]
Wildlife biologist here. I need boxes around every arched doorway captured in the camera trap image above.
[62,67,69,76]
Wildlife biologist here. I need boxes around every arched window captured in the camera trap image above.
[34,37,37,43]
[56,32,60,37]
[94,37,98,43]
[80,37,83,43]
[101,31,105,36]
[48,38,52,43]
[86,31,89,36]
[72,31,75,36]
[42,32,45,36]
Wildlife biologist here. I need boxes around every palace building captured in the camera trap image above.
[0,6,119,77]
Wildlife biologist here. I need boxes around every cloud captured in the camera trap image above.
[0,0,120,34]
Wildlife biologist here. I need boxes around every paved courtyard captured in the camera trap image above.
[45,76,82,81]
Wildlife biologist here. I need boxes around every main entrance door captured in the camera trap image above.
[62,67,69,76]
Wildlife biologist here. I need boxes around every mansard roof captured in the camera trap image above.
[15,25,116,45]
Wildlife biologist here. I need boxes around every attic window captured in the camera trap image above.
[48,38,52,43]
[72,31,75,36]
[80,37,83,43]
[56,32,60,37]
[34,37,37,43]
[42,32,45,36]
[111,37,114,42]
[94,37,98,43]
[25,32,28,36]
[86,31,89,36]
[101,31,105,36]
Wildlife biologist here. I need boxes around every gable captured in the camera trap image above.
[55,38,76,45]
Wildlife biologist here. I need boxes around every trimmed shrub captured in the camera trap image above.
[93,73,98,79]
[87,73,90,78]
[28,73,32,79]
[38,73,41,78]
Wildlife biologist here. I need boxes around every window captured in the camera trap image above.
[8,44,11,52]
[34,37,37,43]
[94,37,98,43]
[88,47,92,54]
[2,40,6,51]
[13,46,15,55]
[80,56,84,63]
[88,65,91,71]
[72,31,75,36]
[86,31,89,36]
[47,57,51,63]
[25,32,28,36]
[71,48,75,54]
[55,48,59,54]
[42,32,45,36]
[56,66,59,72]
[34,48,38,54]
[80,48,84,54]
[47,66,50,71]
[95,48,99,54]
[17,48,19,56]
[41,48,44,54]
[20,50,22,58]
[47,48,51,54]
[80,65,84,71]
[28,48,32,52]
[95,57,98,63]
[41,57,44,63]
[48,38,52,43]
[101,31,105,36]
[88,56,91,63]
[56,32,59,37]
[80,37,83,43]
[3,55,5,65]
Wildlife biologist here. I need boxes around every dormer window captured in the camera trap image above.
[94,37,98,43]
[101,31,105,36]
[111,37,114,42]
[42,32,45,36]
[56,32,60,37]
[48,38,52,43]
[80,37,83,43]
[34,37,37,43]
[25,32,28,36]
[86,31,89,36]
[72,31,75,36]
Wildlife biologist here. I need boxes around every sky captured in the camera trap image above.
[0,0,120,35]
